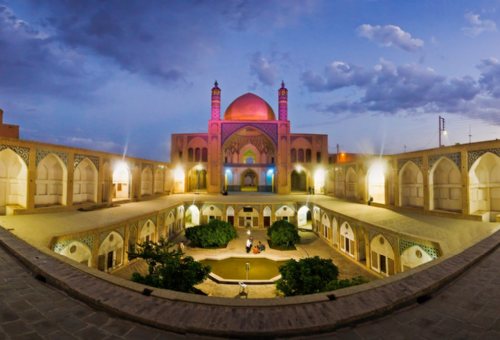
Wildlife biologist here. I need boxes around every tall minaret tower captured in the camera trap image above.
[278,81,288,121]
[211,81,221,120]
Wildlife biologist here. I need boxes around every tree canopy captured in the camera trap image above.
[185,219,237,248]
[129,238,210,293]
[267,219,300,249]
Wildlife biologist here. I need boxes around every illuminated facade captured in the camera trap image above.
[170,82,329,194]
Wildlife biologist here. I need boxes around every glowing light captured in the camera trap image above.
[225,169,231,175]
[295,165,303,173]
[443,130,448,136]
[267,168,274,175]
[174,166,184,181]
[246,230,251,236]
[113,161,129,182]
[368,161,386,184]
[195,164,203,171]
[314,168,325,184]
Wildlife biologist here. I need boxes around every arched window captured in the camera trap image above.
[291,149,297,163]
[201,148,208,162]
[298,149,305,162]
[305,149,312,163]
[195,148,201,162]
[188,148,194,162]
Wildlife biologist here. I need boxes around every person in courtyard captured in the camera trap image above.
[252,245,260,254]
[246,238,252,253]
[257,241,265,252]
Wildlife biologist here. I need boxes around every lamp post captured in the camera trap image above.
[438,116,447,147]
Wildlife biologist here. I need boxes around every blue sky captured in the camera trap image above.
[1,0,499,161]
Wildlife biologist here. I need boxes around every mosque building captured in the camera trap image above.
[170,82,328,194]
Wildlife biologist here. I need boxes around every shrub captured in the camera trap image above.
[129,238,210,293]
[267,220,300,249]
[325,276,368,291]
[185,219,237,248]
[277,256,339,296]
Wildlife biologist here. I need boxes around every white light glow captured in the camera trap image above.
[295,165,303,172]
[174,166,184,181]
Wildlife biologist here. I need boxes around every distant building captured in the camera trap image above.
[170,82,328,194]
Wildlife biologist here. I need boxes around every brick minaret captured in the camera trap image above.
[278,81,288,121]
[211,81,221,120]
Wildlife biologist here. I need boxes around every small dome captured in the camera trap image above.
[224,93,275,121]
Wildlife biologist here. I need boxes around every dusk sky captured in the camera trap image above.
[1,0,500,161]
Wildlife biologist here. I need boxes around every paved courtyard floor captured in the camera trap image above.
[113,229,378,298]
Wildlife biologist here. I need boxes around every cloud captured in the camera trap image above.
[250,52,278,86]
[462,12,497,37]
[0,5,96,96]
[357,24,424,52]
[300,59,500,125]
[301,61,371,91]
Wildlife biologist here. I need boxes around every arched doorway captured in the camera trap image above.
[340,222,355,257]
[140,220,156,242]
[35,153,67,206]
[0,148,28,211]
[154,168,164,193]
[399,161,423,208]
[346,168,357,199]
[226,206,235,226]
[73,158,98,204]
[188,167,207,192]
[469,152,500,221]
[185,205,200,227]
[321,213,331,241]
[241,169,258,191]
[263,206,272,227]
[370,234,395,276]
[112,162,131,200]
[430,157,462,212]
[141,167,153,196]
[291,170,306,192]
[98,231,124,272]
[297,206,312,229]
[367,162,386,204]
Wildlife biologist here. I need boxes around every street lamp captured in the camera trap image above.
[438,116,447,147]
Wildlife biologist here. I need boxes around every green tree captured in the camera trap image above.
[276,256,368,296]
[277,256,339,296]
[185,219,237,248]
[267,220,300,249]
[129,238,210,293]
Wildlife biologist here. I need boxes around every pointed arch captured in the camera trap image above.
[335,168,345,197]
[367,162,386,204]
[340,222,356,257]
[346,167,357,199]
[0,148,28,210]
[370,234,395,276]
[140,219,156,242]
[321,213,331,240]
[399,161,423,208]
[141,167,153,196]
[430,157,462,212]
[297,205,312,228]
[154,167,164,193]
[35,153,67,206]
[469,152,500,220]
[112,161,131,200]
[185,205,200,227]
[98,231,124,271]
[73,158,98,204]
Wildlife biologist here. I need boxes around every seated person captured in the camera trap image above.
[252,245,260,254]
[257,241,265,252]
